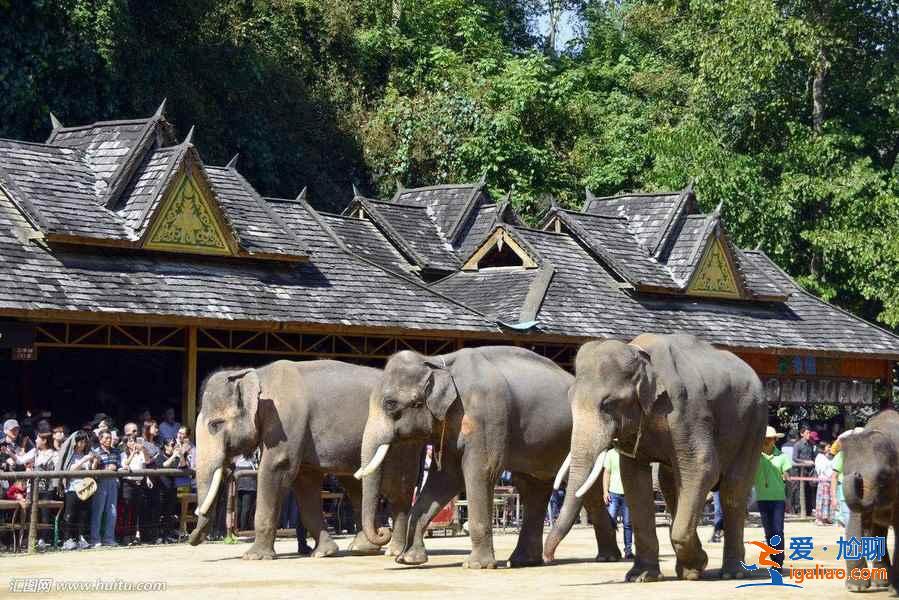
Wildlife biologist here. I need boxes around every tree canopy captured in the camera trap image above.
[2,0,898,329]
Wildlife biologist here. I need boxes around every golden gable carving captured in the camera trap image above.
[687,237,740,299]
[145,173,232,255]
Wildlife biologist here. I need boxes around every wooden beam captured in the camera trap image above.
[183,326,198,428]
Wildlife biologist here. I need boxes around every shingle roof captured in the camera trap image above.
[48,116,173,205]
[393,184,484,242]
[583,190,686,252]
[205,167,307,258]
[0,192,493,333]
[361,199,459,272]
[0,139,134,240]
[443,225,899,357]
[318,212,414,275]
[432,269,540,323]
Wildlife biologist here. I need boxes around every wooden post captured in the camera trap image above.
[183,326,198,428]
[27,477,39,554]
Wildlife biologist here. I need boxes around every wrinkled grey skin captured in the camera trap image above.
[544,334,766,582]
[359,346,619,569]
[189,360,418,560]
[841,409,899,593]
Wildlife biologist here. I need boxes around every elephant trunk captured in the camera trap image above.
[544,411,613,563]
[359,419,393,547]
[844,471,875,512]
[189,421,226,547]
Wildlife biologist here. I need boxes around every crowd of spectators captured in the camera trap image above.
[0,408,194,551]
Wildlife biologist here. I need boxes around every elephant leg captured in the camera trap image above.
[620,456,661,582]
[508,474,552,567]
[668,458,716,581]
[657,463,678,523]
[383,479,413,558]
[870,521,891,589]
[244,457,296,560]
[396,463,462,565]
[719,459,755,579]
[460,452,500,570]
[337,476,381,555]
[845,510,871,591]
[295,470,339,558]
[581,483,621,562]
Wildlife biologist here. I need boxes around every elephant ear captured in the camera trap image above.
[228,369,261,419]
[422,357,459,421]
[635,341,686,414]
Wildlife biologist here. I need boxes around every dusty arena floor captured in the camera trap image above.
[1,520,889,599]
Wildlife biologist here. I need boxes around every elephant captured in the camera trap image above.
[188,359,419,560]
[543,333,767,582]
[840,409,899,593]
[355,346,619,569]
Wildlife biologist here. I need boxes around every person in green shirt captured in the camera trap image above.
[754,425,792,569]
[603,445,633,559]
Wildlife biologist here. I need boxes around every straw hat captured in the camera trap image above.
[765,425,785,439]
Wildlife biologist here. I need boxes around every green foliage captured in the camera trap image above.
[2,0,899,330]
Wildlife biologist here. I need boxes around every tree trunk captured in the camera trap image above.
[812,48,829,133]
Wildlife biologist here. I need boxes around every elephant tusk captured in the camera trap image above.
[354,444,390,480]
[195,467,223,517]
[553,453,571,490]
[575,450,607,499]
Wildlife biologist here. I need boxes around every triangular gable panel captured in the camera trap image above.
[687,236,741,299]
[144,167,234,256]
[462,228,537,271]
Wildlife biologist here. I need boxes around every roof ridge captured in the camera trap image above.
[559,208,628,222]
[591,190,683,201]
[367,198,429,209]
[0,138,81,152]
[49,117,156,135]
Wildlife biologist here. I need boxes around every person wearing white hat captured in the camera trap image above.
[752,425,792,570]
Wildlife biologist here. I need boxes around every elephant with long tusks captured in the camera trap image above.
[357,346,619,569]
[544,334,767,582]
[189,359,419,560]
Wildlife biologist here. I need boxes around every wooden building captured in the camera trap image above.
[0,106,896,427]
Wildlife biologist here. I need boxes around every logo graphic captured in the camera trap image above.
[737,535,803,589]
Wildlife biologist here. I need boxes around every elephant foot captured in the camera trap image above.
[508,550,543,568]
[243,544,277,560]
[888,584,898,597]
[396,546,428,565]
[675,550,708,581]
[463,556,497,570]
[625,563,662,583]
[384,542,404,557]
[720,562,746,580]
[846,577,871,592]
[595,546,622,563]
[347,532,382,555]
[312,538,339,558]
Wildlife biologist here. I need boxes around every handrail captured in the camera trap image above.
[0,469,194,480]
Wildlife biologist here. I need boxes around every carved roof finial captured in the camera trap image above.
[352,183,362,198]
[49,112,63,131]
[395,179,405,193]
[154,98,167,118]
[296,186,307,202]
[477,169,488,187]
[182,125,195,145]
[226,154,239,169]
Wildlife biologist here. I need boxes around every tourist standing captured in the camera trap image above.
[62,432,93,550]
[89,431,120,547]
[159,408,181,444]
[603,444,634,560]
[814,442,834,525]
[754,426,792,570]
[791,426,817,516]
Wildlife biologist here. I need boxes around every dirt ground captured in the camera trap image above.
[1,520,889,599]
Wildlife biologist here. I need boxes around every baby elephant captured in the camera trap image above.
[841,409,899,593]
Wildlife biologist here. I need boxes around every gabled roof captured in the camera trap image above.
[0,188,494,333]
[391,179,488,244]
[345,197,459,273]
[431,222,899,357]
[317,212,415,276]
[0,139,134,241]
[0,108,307,262]
[547,188,787,302]
[47,103,175,208]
